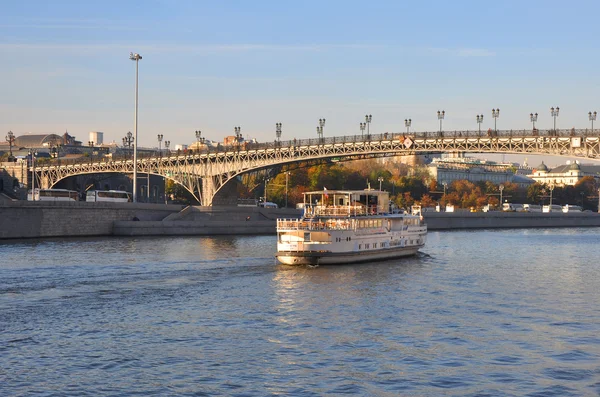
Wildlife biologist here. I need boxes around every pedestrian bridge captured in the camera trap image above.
[36,129,600,206]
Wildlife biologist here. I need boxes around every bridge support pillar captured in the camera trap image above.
[201,176,216,206]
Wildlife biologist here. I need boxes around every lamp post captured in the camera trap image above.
[589,111,597,133]
[476,114,484,135]
[276,123,282,143]
[157,134,163,156]
[442,181,448,197]
[499,184,504,205]
[317,118,325,143]
[264,178,270,203]
[550,106,559,132]
[29,149,37,201]
[549,184,555,210]
[359,122,366,138]
[123,131,134,157]
[492,108,500,133]
[365,114,372,136]
[6,131,15,160]
[165,140,170,155]
[405,119,411,134]
[88,141,94,162]
[234,126,241,144]
[530,113,538,132]
[285,171,290,208]
[437,110,445,134]
[195,130,202,149]
[378,176,384,191]
[129,52,142,203]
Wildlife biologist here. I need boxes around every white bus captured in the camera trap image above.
[523,204,542,212]
[86,190,131,203]
[28,188,79,201]
[502,203,524,212]
[562,204,583,213]
[542,204,563,213]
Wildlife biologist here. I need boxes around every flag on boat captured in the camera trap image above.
[324,187,329,199]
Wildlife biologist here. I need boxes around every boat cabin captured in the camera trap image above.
[302,189,390,218]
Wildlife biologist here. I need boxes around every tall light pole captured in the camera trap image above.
[589,111,597,133]
[437,110,445,134]
[378,176,384,191]
[88,140,94,163]
[130,52,142,203]
[264,178,270,203]
[165,140,170,155]
[365,114,372,136]
[234,126,241,144]
[317,118,325,143]
[157,134,163,156]
[499,184,504,205]
[492,108,500,133]
[359,122,366,138]
[530,113,538,132]
[442,181,448,198]
[405,118,411,134]
[550,106,559,132]
[549,184,555,210]
[276,122,282,143]
[476,114,484,135]
[6,131,15,160]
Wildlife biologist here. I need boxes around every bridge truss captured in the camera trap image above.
[36,130,600,206]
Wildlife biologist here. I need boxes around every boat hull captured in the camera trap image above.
[276,244,423,265]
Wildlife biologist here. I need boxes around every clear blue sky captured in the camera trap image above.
[1,0,599,165]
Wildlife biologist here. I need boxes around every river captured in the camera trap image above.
[1,228,600,396]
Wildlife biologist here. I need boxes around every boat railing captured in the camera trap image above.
[277,218,354,231]
[304,205,380,218]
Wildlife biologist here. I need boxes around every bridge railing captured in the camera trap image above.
[36,128,597,168]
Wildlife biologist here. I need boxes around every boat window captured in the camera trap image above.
[304,232,310,242]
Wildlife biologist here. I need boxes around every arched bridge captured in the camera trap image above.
[36,129,600,206]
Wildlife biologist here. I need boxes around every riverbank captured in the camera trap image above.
[1,201,599,239]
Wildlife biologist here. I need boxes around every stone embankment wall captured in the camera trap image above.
[0,201,184,239]
[113,206,301,236]
[423,211,600,230]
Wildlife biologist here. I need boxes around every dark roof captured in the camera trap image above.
[550,163,600,175]
[536,162,549,172]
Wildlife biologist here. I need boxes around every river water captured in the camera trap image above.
[1,228,600,396]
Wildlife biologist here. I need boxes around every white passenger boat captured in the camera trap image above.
[276,189,427,265]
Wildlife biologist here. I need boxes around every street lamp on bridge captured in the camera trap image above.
[492,108,500,133]
[476,114,484,135]
[123,131,134,157]
[157,134,163,156]
[359,122,366,138]
[437,110,445,134]
[405,119,411,134]
[530,113,538,132]
[234,126,242,143]
[195,130,202,145]
[276,123,282,143]
[6,130,15,160]
[550,106,559,132]
[164,140,170,155]
[129,52,142,203]
[317,118,325,143]
[365,114,372,136]
[589,111,597,133]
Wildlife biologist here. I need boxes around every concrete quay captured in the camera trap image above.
[1,201,599,240]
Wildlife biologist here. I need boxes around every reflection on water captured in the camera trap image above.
[1,229,600,396]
